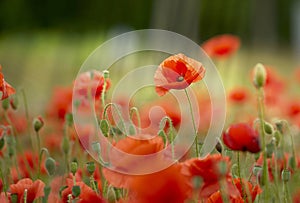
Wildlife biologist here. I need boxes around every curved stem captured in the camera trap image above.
[129,107,141,134]
[102,103,127,136]
[184,89,199,157]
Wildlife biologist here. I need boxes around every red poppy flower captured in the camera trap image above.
[154,53,205,96]
[61,179,105,203]
[228,87,249,103]
[223,123,261,153]
[74,70,111,99]
[206,178,262,203]
[201,35,240,59]
[47,86,73,120]
[103,134,165,178]
[9,178,45,203]
[286,101,300,118]
[0,65,16,100]
[182,154,239,199]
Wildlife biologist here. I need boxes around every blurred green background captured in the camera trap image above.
[0,0,299,111]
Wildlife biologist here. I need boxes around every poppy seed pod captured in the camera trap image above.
[253,63,266,88]
[72,185,81,197]
[281,169,291,182]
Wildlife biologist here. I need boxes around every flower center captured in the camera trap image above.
[177,76,184,82]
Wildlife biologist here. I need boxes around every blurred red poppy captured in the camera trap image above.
[202,35,240,59]
[228,87,249,104]
[0,65,16,100]
[154,53,205,96]
[206,178,261,203]
[61,179,105,203]
[103,134,190,203]
[182,154,239,199]
[74,70,111,99]
[47,86,73,120]
[223,123,261,153]
[10,178,45,203]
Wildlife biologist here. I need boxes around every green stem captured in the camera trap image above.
[21,89,35,151]
[38,148,49,179]
[159,116,175,160]
[101,77,107,108]
[257,88,269,200]
[184,89,199,157]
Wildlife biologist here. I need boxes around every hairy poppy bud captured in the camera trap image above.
[45,157,56,176]
[72,185,81,197]
[92,142,101,154]
[281,169,291,182]
[103,70,109,79]
[10,95,18,110]
[62,136,69,154]
[70,161,78,175]
[264,122,274,134]
[65,113,73,127]
[253,63,266,88]
[99,119,109,137]
[33,116,44,132]
[86,161,95,174]
[252,165,262,176]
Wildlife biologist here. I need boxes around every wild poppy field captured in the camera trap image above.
[1,32,300,203]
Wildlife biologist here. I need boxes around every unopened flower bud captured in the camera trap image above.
[253,63,266,88]
[266,142,274,158]
[0,137,5,150]
[281,169,291,182]
[45,157,56,176]
[86,161,95,174]
[288,156,296,170]
[252,165,262,176]
[65,113,73,127]
[72,185,81,197]
[264,122,273,134]
[70,161,78,175]
[103,70,109,79]
[273,131,281,146]
[99,119,109,137]
[10,96,18,110]
[92,142,101,154]
[62,136,70,154]
[33,116,44,132]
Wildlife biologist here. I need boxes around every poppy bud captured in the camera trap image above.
[252,165,262,176]
[11,193,18,203]
[128,124,136,135]
[86,161,95,174]
[33,116,44,132]
[99,119,109,137]
[266,142,274,158]
[215,142,222,153]
[288,156,296,170]
[45,157,56,176]
[103,70,109,79]
[0,137,5,150]
[281,169,291,182]
[65,113,73,127]
[70,161,78,175]
[264,122,273,134]
[10,95,18,110]
[62,136,70,154]
[253,63,266,88]
[274,120,284,133]
[72,185,81,197]
[2,98,9,110]
[92,142,101,154]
